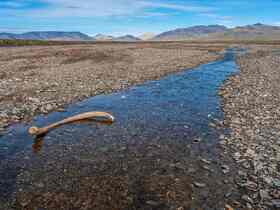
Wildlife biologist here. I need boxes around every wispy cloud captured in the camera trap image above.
[2,0,214,18]
[139,1,213,13]
[199,13,232,21]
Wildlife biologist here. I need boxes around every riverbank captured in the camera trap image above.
[0,47,240,210]
[220,50,280,209]
[0,43,224,133]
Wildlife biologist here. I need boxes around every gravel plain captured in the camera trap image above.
[0,43,223,133]
[2,42,280,209]
[220,49,280,210]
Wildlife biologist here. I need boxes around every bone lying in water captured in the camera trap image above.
[28,111,115,136]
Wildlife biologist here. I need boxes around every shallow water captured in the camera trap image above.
[0,48,244,209]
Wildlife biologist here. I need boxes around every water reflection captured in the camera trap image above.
[31,119,114,153]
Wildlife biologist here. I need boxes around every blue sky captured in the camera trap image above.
[1,0,280,36]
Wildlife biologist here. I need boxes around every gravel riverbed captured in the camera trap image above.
[220,50,280,210]
[0,43,223,132]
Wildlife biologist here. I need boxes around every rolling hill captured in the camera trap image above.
[113,35,141,42]
[0,31,94,41]
[206,23,280,40]
[93,34,114,41]
[153,25,228,41]
[1,23,280,42]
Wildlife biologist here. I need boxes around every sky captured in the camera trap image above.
[1,0,280,36]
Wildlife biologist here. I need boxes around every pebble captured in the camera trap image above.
[225,204,234,210]
[241,194,254,204]
[221,164,230,174]
[260,190,271,200]
[200,158,211,164]
[45,104,53,111]
[246,202,253,209]
[193,182,206,188]
[273,179,280,187]
[146,200,160,206]
[220,51,280,209]
[272,199,280,208]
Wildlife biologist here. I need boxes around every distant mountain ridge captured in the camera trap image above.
[93,34,114,41]
[1,23,280,42]
[207,23,280,40]
[113,35,141,41]
[153,25,228,40]
[153,23,280,41]
[0,31,93,41]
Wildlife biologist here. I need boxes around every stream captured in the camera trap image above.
[0,48,245,210]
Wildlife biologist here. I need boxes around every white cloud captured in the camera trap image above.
[3,0,214,18]
[274,22,280,26]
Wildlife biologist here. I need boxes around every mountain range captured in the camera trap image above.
[1,23,280,41]
[152,25,227,40]
[0,31,93,41]
[93,34,141,41]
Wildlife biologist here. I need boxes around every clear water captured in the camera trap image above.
[0,48,245,209]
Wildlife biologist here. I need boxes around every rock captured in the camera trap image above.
[225,192,232,198]
[246,202,253,209]
[245,148,256,158]
[45,104,53,111]
[209,122,217,128]
[233,152,241,161]
[202,165,213,172]
[193,182,206,188]
[146,200,160,206]
[260,190,271,200]
[221,164,230,174]
[242,161,250,169]
[200,158,211,164]
[272,199,280,208]
[273,179,280,187]
[28,97,40,103]
[241,195,254,204]
[263,176,273,185]
[34,182,44,188]
[271,189,280,199]
[241,181,258,191]
[225,204,234,210]
[187,167,196,173]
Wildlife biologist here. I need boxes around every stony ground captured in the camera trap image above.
[220,50,280,210]
[0,43,223,133]
[2,43,280,210]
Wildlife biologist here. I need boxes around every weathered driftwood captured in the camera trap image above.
[28,111,114,136]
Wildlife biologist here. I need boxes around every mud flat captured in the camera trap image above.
[0,43,224,132]
[220,50,280,209]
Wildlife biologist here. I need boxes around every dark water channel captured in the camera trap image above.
[0,48,244,210]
